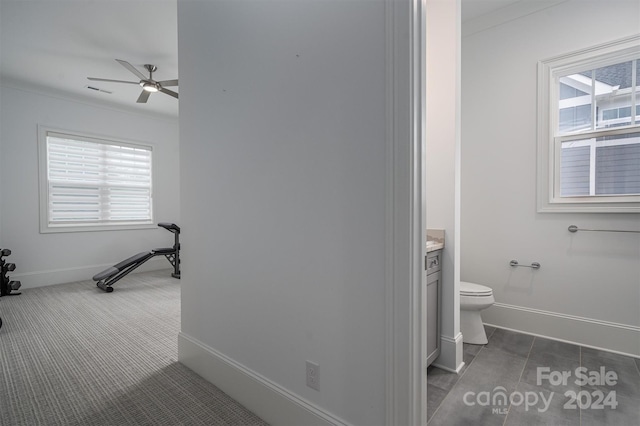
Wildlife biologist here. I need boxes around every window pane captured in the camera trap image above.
[595,132,640,195]
[602,109,618,120]
[558,75,592,133]
[619,106,631,118]
[559,104,591,133]
[559,82,588,100]
[595,61,633,129]
[560,141,591,197]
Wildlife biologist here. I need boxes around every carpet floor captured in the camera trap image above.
[0,270,268,426]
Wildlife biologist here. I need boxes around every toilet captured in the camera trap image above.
[460,281,495,344]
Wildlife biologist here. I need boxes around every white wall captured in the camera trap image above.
[462,0,640,356]
[0,85,180,287]
[177,0,388,424]
[426,0,462,371]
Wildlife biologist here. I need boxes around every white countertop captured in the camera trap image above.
[426,241,444,252]
[426,228,444,252]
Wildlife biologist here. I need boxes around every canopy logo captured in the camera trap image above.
[463,386,553,413]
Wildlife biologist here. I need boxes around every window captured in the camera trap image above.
[38,127,154,232]
[537,35,640,213]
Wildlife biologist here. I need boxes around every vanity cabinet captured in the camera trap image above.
[426,249,441,366]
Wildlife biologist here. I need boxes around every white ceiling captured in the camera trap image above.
[0,0,521,120]
[462,0,523,22]
[0,0,179,119]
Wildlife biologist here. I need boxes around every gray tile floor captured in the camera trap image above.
[427,326,640,426]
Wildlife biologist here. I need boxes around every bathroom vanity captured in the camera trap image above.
[426,247,442,366]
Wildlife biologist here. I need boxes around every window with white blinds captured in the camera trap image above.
[39,129,154,232]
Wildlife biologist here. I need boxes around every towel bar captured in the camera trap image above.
[568,225,640,234]
[510,260,541,269]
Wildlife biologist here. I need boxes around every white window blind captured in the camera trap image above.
[45,132,153,226]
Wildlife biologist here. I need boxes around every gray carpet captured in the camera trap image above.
[0,270,268,426]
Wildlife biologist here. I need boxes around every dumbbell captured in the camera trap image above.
[0,249,20,295]
[0,279,21,295]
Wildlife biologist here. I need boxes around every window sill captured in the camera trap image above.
[40,222,157,234]
[537,200,640,214]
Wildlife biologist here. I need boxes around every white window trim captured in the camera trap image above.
[537,34,640,213]
[38,125,157,233]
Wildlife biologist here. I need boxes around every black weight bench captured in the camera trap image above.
[93,223,181,292]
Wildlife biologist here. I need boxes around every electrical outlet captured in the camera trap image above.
[306,360,319,391]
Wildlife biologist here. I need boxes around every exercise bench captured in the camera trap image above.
[93,223,180,292]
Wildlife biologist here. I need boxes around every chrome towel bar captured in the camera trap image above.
[568,225,640,234]
[510,260,541,269]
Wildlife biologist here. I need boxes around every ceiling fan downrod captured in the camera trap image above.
[144,64,157,79]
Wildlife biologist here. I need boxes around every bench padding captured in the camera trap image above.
[93,251,153,281]
[114,252,153,270]
[93,267,119,281]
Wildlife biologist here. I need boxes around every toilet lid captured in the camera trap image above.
[460,281,493,296]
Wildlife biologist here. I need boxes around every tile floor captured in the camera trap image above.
[427,326,640,425]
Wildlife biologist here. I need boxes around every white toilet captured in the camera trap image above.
[460,281,495,344]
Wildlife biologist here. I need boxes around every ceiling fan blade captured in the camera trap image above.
[116,59,147,80]
[159,88,179,99]
[87,77,140,85]
[137,90,151,103]
[157,79,178,87]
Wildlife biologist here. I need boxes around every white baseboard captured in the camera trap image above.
[483,303,640,358]
[178,333,353,426]
[11,257,167,289]
[432,332,464,373]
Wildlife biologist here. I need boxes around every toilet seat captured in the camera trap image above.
[460,281,493,296]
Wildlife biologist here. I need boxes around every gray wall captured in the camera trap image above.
[177,1,388,424]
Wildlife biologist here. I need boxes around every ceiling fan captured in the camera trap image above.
[88,59,178,103]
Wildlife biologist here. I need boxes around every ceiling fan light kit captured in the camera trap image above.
[87,59,178,104]
[141,82,159,93]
